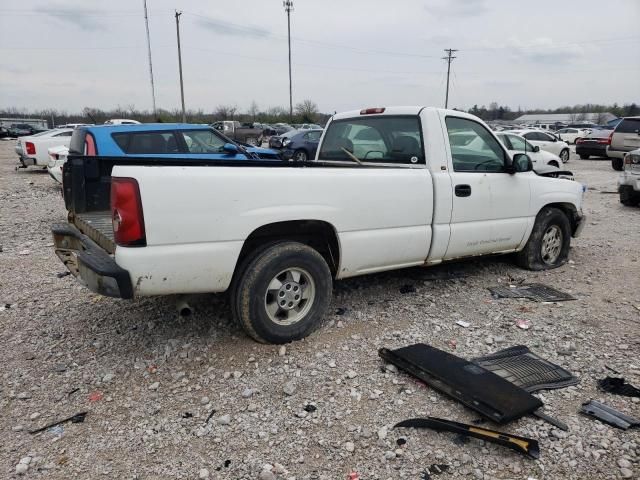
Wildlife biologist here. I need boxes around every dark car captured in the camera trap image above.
[0,126,9,138]
[9,124,37,137]
[276,129,323,161]
[575,129,612,160]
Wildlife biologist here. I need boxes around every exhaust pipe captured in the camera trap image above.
[176,298,193,317]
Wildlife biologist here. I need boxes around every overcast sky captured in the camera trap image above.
[1,0,638,114]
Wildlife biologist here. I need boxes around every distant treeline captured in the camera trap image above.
[1,101,638,127]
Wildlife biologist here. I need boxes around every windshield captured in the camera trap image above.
[318,116,424,164]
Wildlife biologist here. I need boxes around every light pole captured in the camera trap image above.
[175,10,186,123]
[142,0,157,116]
[283,0,294,121]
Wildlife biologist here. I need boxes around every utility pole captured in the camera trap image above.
[175,10,186,123]
[283,0,294,121]
[142,0,157,116]
[442,48,458,109]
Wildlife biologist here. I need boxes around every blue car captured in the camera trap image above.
[275,129,323,161]
[68,123,281,160]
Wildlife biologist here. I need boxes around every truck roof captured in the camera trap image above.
[332,106,470,120]
[80,123,210,133]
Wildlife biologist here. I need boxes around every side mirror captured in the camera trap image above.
[222,143,239,153]
[533,145,540,152]
[513,153,533,173]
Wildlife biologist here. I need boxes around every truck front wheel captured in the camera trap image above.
[515,207,571,271]
[232,242,332,344]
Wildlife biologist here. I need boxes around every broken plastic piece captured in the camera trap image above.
[532,409,568,431]
[29,412,87,434]
[395,417,540,459]
[488,284,576,302]
[379,344,542,423]
[580,400,640,430]
[473,345,579,393]
[399,284,416,294]
[598,377,640,397]
[422,464,450,479]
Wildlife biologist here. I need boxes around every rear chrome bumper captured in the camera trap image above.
[52,223,133,299]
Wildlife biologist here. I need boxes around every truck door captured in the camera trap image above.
[442,115,531,259]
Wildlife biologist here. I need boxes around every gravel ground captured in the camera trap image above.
[0,140,638,480]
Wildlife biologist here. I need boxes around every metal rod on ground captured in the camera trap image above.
[175,10,186,123]
[283,0,294,121]
[143,0,157,116]
[442,48,458,109]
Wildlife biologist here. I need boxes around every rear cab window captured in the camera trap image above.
[318,116,424,164]
[112,131,181,154]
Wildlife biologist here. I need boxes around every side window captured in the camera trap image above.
[54,131,73,137]
[305,131,322,142]
[318,116,424,164]
[507,135,532,152]
[112,132,179,154]
[180,129,227,153]
[616,119,640,134]
[445,117,505,172]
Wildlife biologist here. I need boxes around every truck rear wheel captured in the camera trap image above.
[612,158,624,171]
[515,207,571,271]
[231,242,332,344]
[620,186,640,207]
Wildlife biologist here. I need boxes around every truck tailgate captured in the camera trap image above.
[74,211,115,254]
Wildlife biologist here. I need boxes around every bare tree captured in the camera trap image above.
[214,105,237,120]
[247,101,259,122]
[294,99,319,122]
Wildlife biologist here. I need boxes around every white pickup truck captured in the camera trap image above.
[53,107,585,343]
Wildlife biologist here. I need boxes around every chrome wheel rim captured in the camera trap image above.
[265,268,316,326]
[560,150,569,162]
[541,225,563,264]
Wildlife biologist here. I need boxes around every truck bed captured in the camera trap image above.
[74,211,115,254]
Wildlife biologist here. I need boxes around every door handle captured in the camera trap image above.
[455,184,472,197]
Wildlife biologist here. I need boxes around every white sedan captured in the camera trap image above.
[555,128,590,144]
[15,128,74,168]
[505,129,571,163]
[47,145,69,183]
[495,132,563,168]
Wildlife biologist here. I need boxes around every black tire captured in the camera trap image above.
[292,149,308,161]
[559,149,570,163]
[612,158,624,171]
[579,154,590,160]
[515,207,571,271]
[231,242,332,344]
[620,186,640,207]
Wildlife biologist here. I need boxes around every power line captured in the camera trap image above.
[442,48,457,109]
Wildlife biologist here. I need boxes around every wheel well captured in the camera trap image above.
[236,220,340,276]
[541,203,579,234]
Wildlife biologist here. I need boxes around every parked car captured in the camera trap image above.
[575,130,613,161]
[276,129,323,161]
[9,123,46,137]
[300,123,322,130]
[68,123,281,160]
[47,145,69,183]
[15,128,74,168]
[268,129,300,149]
[608,116,640,171]
[505,129,571,163]
[211,121,263,146]
[495,132,563,168]
[56,123,92,128]
[52,106,585,344]
[555,128,590,144]
[104,119,141,125]
[618,148,640,206]
[0,126,9,138]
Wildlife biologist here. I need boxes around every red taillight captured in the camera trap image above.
[111,177,146,246]
[576,138,584,144]
[25,142,36,155]
[360,107,386,115]
[607,131,613,145]
[84,133,96,155]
